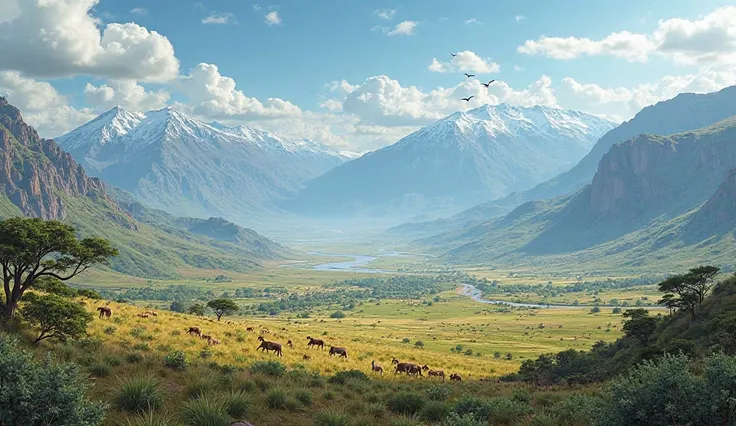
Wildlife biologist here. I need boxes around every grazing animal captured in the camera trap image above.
[303,354,311,360]
[146,311,158,316]
[246,327,255,333]
[137,313,149,318]
[450,373,462,382]
[481,79,496,88]
[257,336,283,357]
[188,327,201,337]
[329,346,348,359]
[307,336,325,350]
[394,360,422,377]
[209,338,220,345]
[464,73,475,79]
[371,360,384,376]
[96,307,112,319]
[201,334,212,341]
[287,339,293,348]
[461,96,474,102]
[422,365,446,382]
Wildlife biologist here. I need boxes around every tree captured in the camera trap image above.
[207,298,239,321]
[21,293,93,343]
[622,309,658,345]
[330,310,346,319]
[0,218,117,321]
[0,336,106,425]
[188,303,206,316]
[658,266,719,319]
[590,305,601,314]
[170,300,187,313]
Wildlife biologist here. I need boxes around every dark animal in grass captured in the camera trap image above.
[209,338,220,345]
[257,336,283,356]
[303,354,311,360]
[188,327,201,337]
[450,373,462,382]
[393,360,423,376]
[371,360,384,376]
[246,327,255,333]
[96,306,111,319]
[287,339,293,348]
[145,311,158,316]
[201,334,212,342]
[307,336,325,349]
[329,346,348,359]
[422,365,445,382]
[137,313,149,318]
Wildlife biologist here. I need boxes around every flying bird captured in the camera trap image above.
[450,52,457,57]
[461,96,474,102]
[464,73,475,79]
[481,80,496,88]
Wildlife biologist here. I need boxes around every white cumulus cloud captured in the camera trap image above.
[202,12,236,25]
[518,6,736,65]
[0,0,179,82]
[387,21,418,36]
[265,11,281,25]
[84,80,169,112]
[428,51,500,74]
[373,9,396,20]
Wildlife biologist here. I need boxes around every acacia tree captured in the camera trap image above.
[658,265,719,319]
[622,309,658,345]
[207,298,239,321]
[0,218,117,321]
[21,293,93,343]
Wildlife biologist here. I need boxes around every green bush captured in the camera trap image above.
[104,325,117,335]
[421,400,451,422]
[330,311,346,319]
[511,389,532,404]
[426,385,452,401]
[390,416,424,426]
[219,390,252,418]
[163,350,187,371]
[180,396,229,426]
[443,412,485,426]
[267,388,288,409]
[387,391,426,416]
[115,376,165,413]
[89,361,112,377]
[0,335,105,425]
[328,369,369,385]
[546,394,593,425]
[116,410,178,426]
[185,374,219,399]
[452,395,491,422]
[133,343,150,351]
[294,388,313,406]
[249,360,286,377]
[105,355,123,367]
[313,408,350,426]
[486,397,532,424]
[126,352,144,363]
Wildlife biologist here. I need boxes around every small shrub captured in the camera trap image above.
[511,389,532,404]
[116,410,178,426]
[328,369,369,385]
[163,350,187,371]
[486,397,532,425]
[170,330,181,337]
[180,395,229,426]
[126,352,143,363]
[130,327,147,338]
[294,388,313,406]
[200,348,212,359]
[330,311,346,319]
[115,376,164,413]
[612,307,622,314]
[220,390,252,418]
[185,375,219,399]
[323,390,335,400]
[313,408,350,426]
[529,412,559,426]
[89,362,112,377]
[505,353,513,361]
[402,338,411,344]
[421,400,451,422]
[414,341,424,348]
[104,325,117,335]
[133,343,150,352]
[105,355,122,367]
[426,385,452,401]
[387,391,426,416]
[452,395,491,422]
[444,412,485,426]
[390,416,423,426]
[267,388,288,409]
[250,360,286,377]
[285,397,302,412]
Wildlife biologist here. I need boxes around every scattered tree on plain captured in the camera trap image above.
[21,293,93,343]
[207,299,239,321]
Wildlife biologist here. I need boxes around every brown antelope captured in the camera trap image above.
[96,306,112,319]
[450,373,462,382]
[136,313,150,318]
[287,339,293,348]
[246,327,255,333]
[393,359,422,377]
[307,336,324,349]
[371,360,383,376]
[257,336,283,357]
[201,334,212,342]
[187,327,201,337]
[329,346,348,359]
[303,354,311,360]
[422,365,445,382]
[209,338,220,345]
[145,311,158,316]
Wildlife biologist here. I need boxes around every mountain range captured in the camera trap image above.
[397,85,736,236]
[56,106,350,225]
[0,97,288,278]
[283,104,614,219]
[430,111,736,272]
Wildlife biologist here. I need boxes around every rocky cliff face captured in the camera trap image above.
[684,168,736,240]
[0,97,135,227]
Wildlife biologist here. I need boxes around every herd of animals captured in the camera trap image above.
[96,306,465,382]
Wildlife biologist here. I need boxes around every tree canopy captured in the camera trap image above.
[0,218,117,321]
[658,265,719,319]
[206,299,239,321]
[21,293,93,343]
[622,309,658,345]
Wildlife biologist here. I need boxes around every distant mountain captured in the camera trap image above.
[56,106,349,222]
[402,86,736,236]
[0,97,288,278]
[435,115,736,272]
[284,104,614,218]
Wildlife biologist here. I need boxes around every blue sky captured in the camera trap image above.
[1,0,735,151]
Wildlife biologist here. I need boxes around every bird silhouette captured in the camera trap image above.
[461,96,474,102]
[464,73,475,79]
[450,52,457,57]
[481,79,496,88]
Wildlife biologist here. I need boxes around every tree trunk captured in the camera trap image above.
[1,299,16,322]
